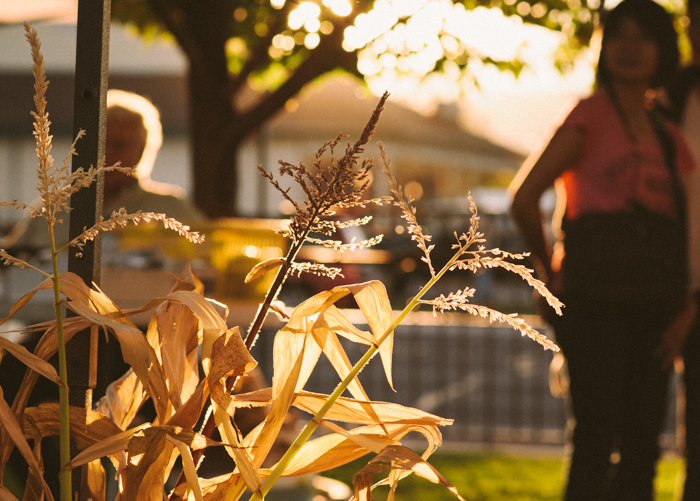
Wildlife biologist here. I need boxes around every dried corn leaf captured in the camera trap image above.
[273,420,444,480]
[23,403,122,451]
[209,386,272,417]
[171,264,205,295]
[165,291,228,333]
[0,486,19,501]
[0,387,54,501]
[310,317,369,402]
[0,337,61,387]
[166,378,209,430]
[66,300,170,421]
[202,326,262,495]
[88,459,106,501]
[199,472,244,501]
[66,423,150,470]
[156,300,200,410]
[22,415,43,501]
[67,423,229,470]
[94,369,144,431]
[262,423,394,477]
[236,331,307,484]
[0,277,52,328]
[346,282,394,391]
[245,258,284,284]
[322,305,374,346]
[318,420,396,454]
[272,327,319,399]
[277,282,394,395]
[209,403,263,498]
[171,290,228,396]
[293,392,452,427]
[208,327,257,383]
[162,426,233,451]
[120,428,172,501]
[352,463,387,501]
[1,316,134,468]
[170,438,204,501]
[340,422,442,458]
[208,283,395,500]
[364,445,466,501]
[3,317,88,468]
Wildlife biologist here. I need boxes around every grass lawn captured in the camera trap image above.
[322,450,685,501]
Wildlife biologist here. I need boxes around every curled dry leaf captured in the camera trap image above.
[0,388,54,501]
[66,423,150,470]
[268,421,445,480]
[94,369,145,432]
[244,258,285,284]
[0,337,62,387]
[274,281,394,402]
[22,403,122,452]
[120,428,173,501]
[268,419,409,479]
[293,392,453,427]
[0,486,19,501]
[67,424,232,470]
[87,460,106,501]
[352,445,466,501]
[170,439,204,501]
[207,327,258,415]
[165,378,210,430]
[155,300,201,411]
[66,299,170,421]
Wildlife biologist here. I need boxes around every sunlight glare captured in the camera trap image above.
[305,32,321,49]
[330,0,352,16]
[347,0,599,154]
[288,2,321,31]
[516,1,531,16]
[305,18,321,33]
[379,52,397,70]
[324,0,352,16]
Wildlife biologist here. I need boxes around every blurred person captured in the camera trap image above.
[667,1,700,498]
[1,89,204,254]
[509,1,696,500]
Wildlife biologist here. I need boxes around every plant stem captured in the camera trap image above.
[244,205,326,351]
[48,222,72,501]
[250,247,464,501]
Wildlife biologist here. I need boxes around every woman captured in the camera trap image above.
[509,1,695,499]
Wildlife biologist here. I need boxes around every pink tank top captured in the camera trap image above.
[559,90,695,221]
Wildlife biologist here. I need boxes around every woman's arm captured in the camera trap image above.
[508,126,584,283]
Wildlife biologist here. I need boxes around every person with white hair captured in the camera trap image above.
[2,89,204,253]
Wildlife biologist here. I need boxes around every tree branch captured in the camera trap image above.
[146,0,205,74]
[235,15,359,135]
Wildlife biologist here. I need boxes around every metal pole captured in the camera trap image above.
[66,0,110,498]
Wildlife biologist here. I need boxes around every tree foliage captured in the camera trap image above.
[109,0,603,217]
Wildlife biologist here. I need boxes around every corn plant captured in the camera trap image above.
[0,23,561,501]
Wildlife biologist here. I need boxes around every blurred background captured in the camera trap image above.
[0,0,690,456]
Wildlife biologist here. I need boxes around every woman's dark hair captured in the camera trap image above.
[598,0,679,88]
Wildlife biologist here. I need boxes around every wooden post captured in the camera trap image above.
[66,0,110,498]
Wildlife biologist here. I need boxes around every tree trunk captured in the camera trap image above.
[180,0,241,218]
[188,70,243,218]
[178,1,364,218]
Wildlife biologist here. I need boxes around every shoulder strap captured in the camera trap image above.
[648,109,687,226]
